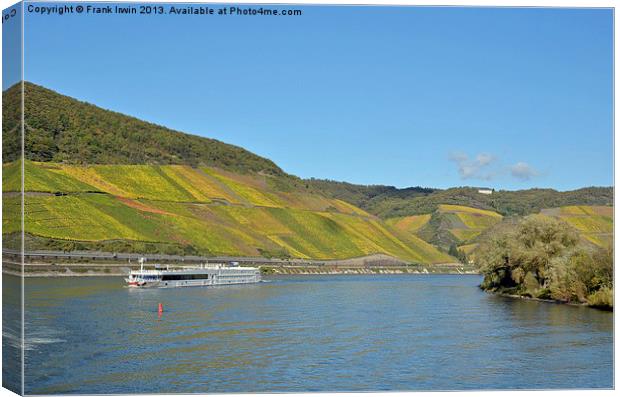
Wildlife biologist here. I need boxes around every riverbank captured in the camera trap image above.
[261,263,477,275]
[3,260,478,277]
[482,288,613,311]
[3,251,479,277]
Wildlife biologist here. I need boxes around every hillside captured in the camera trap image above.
[464,204,613,263]
[387,205,504,253]
[2,82,612,263]
[386,203,613,259]
[2,82,452,263]
[2,82,283,176]
[540,205,613,248]
[306,181,613,218]
[2,160,453,263]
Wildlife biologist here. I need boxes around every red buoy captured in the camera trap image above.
[158,303,163,313]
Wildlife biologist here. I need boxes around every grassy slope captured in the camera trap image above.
[3,160,453,263]
[540,205,613,248]
[387,204,504,252]
[386,214,431,234]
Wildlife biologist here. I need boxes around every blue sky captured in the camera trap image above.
[10,3,614,190]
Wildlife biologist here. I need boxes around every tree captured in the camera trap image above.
[476,215,612,309]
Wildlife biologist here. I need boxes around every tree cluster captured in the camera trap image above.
[476,216,613,310]
[2,82,284,177]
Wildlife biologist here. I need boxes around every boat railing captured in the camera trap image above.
[130,269,163,275]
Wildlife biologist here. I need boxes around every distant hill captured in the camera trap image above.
[2,82,284,176]
[462,205,613,263]
[539,205,613,248]
[305,179,436,213]
[306,181,613,218]
[387,204,503,252]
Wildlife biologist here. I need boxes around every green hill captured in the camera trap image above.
[1,82,455,263]
[2,82,283,176]
[387,204,504,253]
[539,205,613,248]
[306,181,612,218]
[465,205,613,263]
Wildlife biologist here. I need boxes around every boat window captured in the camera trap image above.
[161,274,209,281]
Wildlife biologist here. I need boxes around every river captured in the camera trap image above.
[2,274,613,393]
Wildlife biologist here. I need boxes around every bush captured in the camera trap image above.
[476,216,613,309]
[587,287,613,310]
[523,272,540,296]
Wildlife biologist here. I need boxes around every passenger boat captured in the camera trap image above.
[125,258,261,288]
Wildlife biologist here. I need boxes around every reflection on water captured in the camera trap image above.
[8,274,613,393]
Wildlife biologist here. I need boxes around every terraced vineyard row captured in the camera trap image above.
[387,203,613,256]
[540,205,613,247]
[387,204,504,253]
[2,160,453,263]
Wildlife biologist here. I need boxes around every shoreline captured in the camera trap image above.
[483,289,612,311]
[3,253,478,277]
[3,263,479,278]
[261,265,478,276]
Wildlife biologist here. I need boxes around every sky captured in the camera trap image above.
[6,3,614,190]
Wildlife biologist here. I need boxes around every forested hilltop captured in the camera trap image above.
[2,82,284,176]
[305,180,613,218]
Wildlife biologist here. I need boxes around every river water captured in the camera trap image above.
[2,274,613,393]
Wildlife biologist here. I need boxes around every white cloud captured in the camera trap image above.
[476,153,494,166]
[449,152,496,180]
[449,152,539,183]
[511,162,538,181]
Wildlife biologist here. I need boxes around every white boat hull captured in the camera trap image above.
[126,263,261,288]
